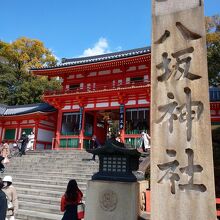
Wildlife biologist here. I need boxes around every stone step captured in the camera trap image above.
[17,209,62,220]
[0,172,93,181]
[2,169,95,176]
[6,166,98,173]
[19,201,62,215]
[16,187,86,198]
[13,154,92,158]
[11,177,90,186]
[8,159,98,165]
[26,150,89,154]
[18,193,86,205]
[6,161,98,167]
[14,181,87,192]
[18,194,60,205]
[7,157,96,162]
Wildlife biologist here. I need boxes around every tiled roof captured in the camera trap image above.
[31,47,151,70]
[0,103,56,116]
[0,104,7,115]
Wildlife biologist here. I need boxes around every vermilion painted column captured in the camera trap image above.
[33,120,39,150]
[93,111,97,136]
[79,106,85,150]
[15,122,20,142]
[0,122,4,143]
[55,108,62,149]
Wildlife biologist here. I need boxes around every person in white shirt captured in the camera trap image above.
[26,132,35,151]
[140,131,151,152]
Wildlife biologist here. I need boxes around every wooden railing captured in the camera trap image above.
[44,80,150,96]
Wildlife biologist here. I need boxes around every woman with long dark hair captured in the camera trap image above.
[60,179,83,220]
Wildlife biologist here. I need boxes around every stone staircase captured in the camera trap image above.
[0,150,99,220]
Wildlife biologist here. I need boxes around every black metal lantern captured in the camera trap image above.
[87,140,141,182]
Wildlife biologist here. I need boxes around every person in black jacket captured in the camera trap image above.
[19,132,29,156]
[0,178,7,220]
[90,135,101,161]
[0,156,5,173]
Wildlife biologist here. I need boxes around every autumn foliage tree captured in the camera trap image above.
[0,37,61,105]
[206,15,220,86]
[0,37,57,71]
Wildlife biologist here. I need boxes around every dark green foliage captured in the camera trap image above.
[208,41,220,86]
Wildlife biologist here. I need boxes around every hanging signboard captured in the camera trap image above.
[79,107,83,131]
[119,105,124,130]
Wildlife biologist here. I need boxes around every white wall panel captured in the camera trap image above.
[138,65,147,70]
[21,120,28,124]
[76,74,83,78]
[112,69,122,73]
[67,75,75,79]
[72,105,80,109]
[138,100,148,104]
[111,102,120,107]
[88,72,97,77]
[96,103,109,108]
[85,104,95,109]
[37,128,54,142]
[125,100,136,105]
[99,70,111,75]
[63,105,71,110]
[127,66,136,72]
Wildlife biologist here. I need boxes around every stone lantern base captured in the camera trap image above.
[85,180,140,220]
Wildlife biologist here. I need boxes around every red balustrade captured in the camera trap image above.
[44,80,150,96]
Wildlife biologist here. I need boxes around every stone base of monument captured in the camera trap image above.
[85,180,146,220]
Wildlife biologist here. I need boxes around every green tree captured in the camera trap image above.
[206,15,220,86]
[0,37,61,105]
[0,63,17,104]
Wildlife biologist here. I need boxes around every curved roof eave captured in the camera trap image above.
[0,103,56,116]
[30,47,151,74]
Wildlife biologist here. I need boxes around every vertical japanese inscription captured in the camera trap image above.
[156,88,204,141]
[151,0,216,219]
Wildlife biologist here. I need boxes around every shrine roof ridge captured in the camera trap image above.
[0,103,56,116]
[31,46,151,70]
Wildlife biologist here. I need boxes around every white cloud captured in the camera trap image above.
[49,48,61,64]
[115,46,122,52]
[80,37,111,57]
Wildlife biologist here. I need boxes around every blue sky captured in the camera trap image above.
[0,0,219,60]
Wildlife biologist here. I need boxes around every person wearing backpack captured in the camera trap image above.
[2,176,18,220]
[0,178,7,220]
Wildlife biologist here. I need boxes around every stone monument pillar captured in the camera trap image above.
[151,0,217,219]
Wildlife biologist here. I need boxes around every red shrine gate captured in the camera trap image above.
[31,47,220,150]
[32,48,151,149]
